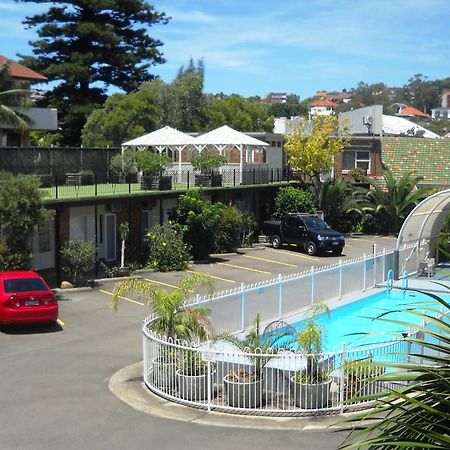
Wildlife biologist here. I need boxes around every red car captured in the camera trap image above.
[0,271,58,325]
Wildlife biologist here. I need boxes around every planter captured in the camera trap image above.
[151,356,177,392]
[176,369,215,401]
[159,175,172,190]
[194,173,222,187]
[223,374,263,408]
[140,175,160,190]
[290,377,332,409]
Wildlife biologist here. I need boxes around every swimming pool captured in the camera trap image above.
[284,289,444,351]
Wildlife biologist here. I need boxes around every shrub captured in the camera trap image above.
[145,222,191,272]
[214,205,243,253]
[176,190,221,260]
[191,150,227,173]
[61,240,97,286]
[273,186,314,219]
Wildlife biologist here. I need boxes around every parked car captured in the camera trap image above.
[263,213,345,256]
[0,271,58,325]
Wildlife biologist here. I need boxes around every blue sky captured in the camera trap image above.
[1,0,449,99]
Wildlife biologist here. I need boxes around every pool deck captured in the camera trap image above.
[393,265,450,294]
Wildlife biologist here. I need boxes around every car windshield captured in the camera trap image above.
[303,218,330,230]
[4,278,48,293]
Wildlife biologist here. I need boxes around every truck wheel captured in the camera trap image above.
[306,241,317,256]
[271,235,282,249]
[333,248,343,255]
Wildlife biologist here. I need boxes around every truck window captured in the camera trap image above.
[303,218,329,230]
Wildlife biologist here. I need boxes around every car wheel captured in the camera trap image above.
[306,241,317,256]
[333,248,343,256]
[271,235,282,249]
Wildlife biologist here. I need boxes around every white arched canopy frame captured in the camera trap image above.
[396,188,450,271]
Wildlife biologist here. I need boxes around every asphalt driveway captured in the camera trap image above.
[0,235,396,450]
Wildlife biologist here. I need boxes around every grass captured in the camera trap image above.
[40,180,290,200]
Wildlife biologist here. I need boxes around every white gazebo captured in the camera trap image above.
[193,125,269,172]
[122,126,196,181]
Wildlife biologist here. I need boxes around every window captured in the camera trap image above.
[4,278,47,293]
[342,150,370,173]
[37,221,52,253]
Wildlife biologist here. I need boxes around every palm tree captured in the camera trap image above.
[338,290,450,449]
[355,168,427,233]
[0,62,33,131]
[315,179,361,232]
[111,272,215,341]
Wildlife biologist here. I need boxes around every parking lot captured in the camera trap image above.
[0,235,397,450]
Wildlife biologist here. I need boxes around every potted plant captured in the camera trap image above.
[191,150,227,187]
[343,357,385,400]
[288,303,332,409]
[109,148,138,183]
[219,314,278,408]
[136,151,172,190]
[175,349,215,401]
[111,272,215,392]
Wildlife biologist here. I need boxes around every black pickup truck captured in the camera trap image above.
[263,213,345,256]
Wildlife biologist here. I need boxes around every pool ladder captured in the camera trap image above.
[388,269,408,290]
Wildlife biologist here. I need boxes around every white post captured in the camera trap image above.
[338,259,343,300]
[207,359,212,412]
[373,243,377,287]
[382,248,386,282]
[339,342,346,413]
[310,266,315,306]
[240,282,245,332]
[196,293,200,305]
[363,254,367,292]
[278,274,283,319]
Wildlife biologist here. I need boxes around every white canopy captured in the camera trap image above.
[193,125,268,148]
[122,126,195,148]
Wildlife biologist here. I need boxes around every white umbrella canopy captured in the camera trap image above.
[193,125,268,147]
[122,126,196,147]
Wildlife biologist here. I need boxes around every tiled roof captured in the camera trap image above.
[382,137,450,185]
[0,55,47,81]
[398,106,430,117]
[308,100,337,108]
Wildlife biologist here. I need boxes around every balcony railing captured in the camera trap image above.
[39,168,292,200]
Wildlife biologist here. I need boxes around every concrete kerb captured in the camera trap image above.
[109,361,358,431]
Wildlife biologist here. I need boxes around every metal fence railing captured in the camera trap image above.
[37,167,291,199]
[142,318,408,416]
[183,247,400,336]
[141,242,445,416]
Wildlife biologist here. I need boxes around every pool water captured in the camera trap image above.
[284,289,443,351]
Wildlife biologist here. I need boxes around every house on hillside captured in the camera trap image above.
[396,106,430,120]
[0,55,57,146]
[308,99,337,116]
[431,90,450,119]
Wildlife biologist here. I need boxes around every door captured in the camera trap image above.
[105,214,117,261]
[284,216,301,244]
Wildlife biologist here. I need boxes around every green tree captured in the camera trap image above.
[175,190,221,260]
[82,59,205,146]
[284,115,350,198]
[111,272,215,340]
[315,179,360,232]
[82,90,161,147]
[0,172,48,270]
[202,95,274,131]
[61,240,97,286]
[355,168,427,233]
[0,62,33,132]
[339,292,450,449]
[19,0,169,145]
[213,205,243,253]
[404,74,441,114]
[273,186,314,219]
